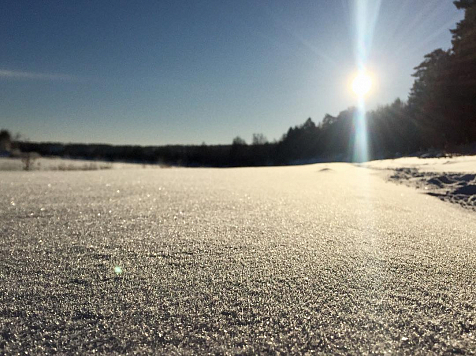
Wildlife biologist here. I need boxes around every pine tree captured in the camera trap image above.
[407,49,452,146]
[450,0,476,141]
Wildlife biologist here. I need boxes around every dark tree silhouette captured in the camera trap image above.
[405,1,476,147]
[232,136,247,146]
[0,129,12,152]
[448,0,476,142]
[252,133,268,145]
[407,49,452,147]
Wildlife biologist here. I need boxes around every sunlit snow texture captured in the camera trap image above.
[1,162,475,354]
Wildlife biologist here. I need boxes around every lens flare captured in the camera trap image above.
[352,72,372,96]
[114,266,123,275]
[350,0,381,163]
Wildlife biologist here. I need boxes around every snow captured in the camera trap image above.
[366,155,476,211]
[0,157,162,171]
[0,158,475,354]
[365,155,476,174]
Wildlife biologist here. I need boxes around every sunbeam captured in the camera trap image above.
[352,97,369,163]
[351,0,381,163]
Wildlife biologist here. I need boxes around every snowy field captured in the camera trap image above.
[366,155,476,174]
[0,157,475,354]
[366,156,476,211]
[0,157,162,171]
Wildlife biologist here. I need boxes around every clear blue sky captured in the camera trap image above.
[0,0,464,145]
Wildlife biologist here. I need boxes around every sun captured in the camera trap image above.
[352,71,372,96]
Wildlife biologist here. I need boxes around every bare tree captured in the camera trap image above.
[21,152,40,171]
[252,133,268,145]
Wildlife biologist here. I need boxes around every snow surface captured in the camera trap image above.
[366,155,476,174]
[1,159,475,354]
[0,157,162,171]
[366,156,476,211]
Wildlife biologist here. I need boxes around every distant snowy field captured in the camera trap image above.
[2,154,474,173]
[0,157,161,171]
[366,155,476,174]
[1,155,475,210]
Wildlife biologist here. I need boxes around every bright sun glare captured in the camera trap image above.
[352,72,372,96]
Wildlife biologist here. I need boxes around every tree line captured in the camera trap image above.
[2,1,475,167]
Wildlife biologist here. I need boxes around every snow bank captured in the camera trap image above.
[366,156,476,211]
